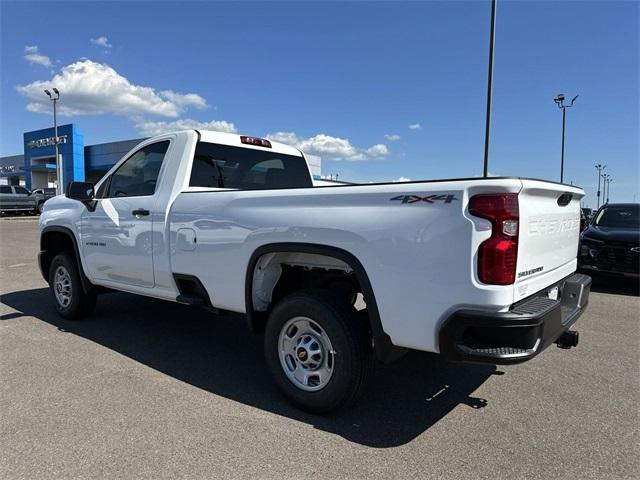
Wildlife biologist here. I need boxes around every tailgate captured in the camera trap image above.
[514,180,584,302]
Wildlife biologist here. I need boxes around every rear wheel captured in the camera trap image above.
[49,252,96,319]
[264,289,373,413]
[37,202,44,214]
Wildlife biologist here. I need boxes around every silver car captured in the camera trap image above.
[0,185,37,214]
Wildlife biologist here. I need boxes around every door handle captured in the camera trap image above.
[132,208,150,217]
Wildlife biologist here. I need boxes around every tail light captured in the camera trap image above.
[469,193,519,285]
[240,136,272,148]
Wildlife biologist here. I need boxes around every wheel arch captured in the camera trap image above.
[244,242,403,363]
[40,226,93,294]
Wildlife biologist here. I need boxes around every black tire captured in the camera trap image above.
[264,289,374,413]
[48,252,96,320]
[37,202,44,214]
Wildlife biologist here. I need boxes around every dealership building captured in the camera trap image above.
[0,124,323,191]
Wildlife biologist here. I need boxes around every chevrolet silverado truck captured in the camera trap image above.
[0,185,37,214]
[38,130,591,412]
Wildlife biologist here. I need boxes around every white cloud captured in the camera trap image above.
[408,123,422,130]
[23,45,52,68]
[90,36,112,48]
[16,59,207,117]
[393,176,411,182]
[384,134,401,141]
[136,118,237,136]
[266,132,302,147]
[365,144,389,157]
[267,132,390,161]
[159,90,207,110]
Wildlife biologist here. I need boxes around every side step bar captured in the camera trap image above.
[173,274,215,310]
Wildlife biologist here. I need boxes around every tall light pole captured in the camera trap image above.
[595,163,606,209]
[44,88,62,195]
[482,0,497,178]
[602,173,609,204]
[606,176,612,204]
[554,93,578,184]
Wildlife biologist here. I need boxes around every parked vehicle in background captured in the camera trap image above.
[580,208,588,231]
[38,130,591,412]
[31,188,57,213]
[580,208,594,231]
[0,185,37,215]
[579,203,640,278]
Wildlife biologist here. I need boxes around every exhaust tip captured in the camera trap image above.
[555,330,579,349]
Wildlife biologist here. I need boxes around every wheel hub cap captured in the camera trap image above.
[53,266,72,308]
[278,317,334,392]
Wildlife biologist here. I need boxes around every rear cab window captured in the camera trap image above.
[189,142,312,190]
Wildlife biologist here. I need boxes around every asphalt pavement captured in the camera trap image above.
[1,217,638,479]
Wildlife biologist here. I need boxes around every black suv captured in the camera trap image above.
[579,203,640,278]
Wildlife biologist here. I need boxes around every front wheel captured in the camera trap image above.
[49,252,96,319]
[264,290,373,413]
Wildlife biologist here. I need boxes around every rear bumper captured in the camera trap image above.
[439,273,591,365]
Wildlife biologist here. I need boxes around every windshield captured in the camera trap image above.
[594,205,640,228]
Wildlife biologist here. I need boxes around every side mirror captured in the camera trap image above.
[67,182,95,201]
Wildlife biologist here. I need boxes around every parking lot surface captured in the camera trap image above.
[1,217,638,479]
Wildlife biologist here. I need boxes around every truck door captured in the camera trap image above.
[81,141,170,288]
[12,186,34,210]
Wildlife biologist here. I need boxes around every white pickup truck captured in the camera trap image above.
[39,130,591,412]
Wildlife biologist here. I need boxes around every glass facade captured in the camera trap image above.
[0,124,145,191]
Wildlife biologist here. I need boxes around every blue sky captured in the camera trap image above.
[1,0,638,206]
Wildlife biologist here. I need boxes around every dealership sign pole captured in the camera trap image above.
[482,0,497,178]
[595,163,606,209]
[553,93,578,184]
[44,88,62,195]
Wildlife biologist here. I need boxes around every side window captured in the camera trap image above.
[14,186,30,195]
[106,141,170,197]
[0,186,12,194]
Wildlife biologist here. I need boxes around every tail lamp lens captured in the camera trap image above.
[240,136,272,148]
[469,193,519,285]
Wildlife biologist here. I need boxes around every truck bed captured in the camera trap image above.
[169,177,583,353]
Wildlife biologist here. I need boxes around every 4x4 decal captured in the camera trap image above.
[390,194,458,204]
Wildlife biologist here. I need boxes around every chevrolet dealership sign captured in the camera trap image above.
[26,135,68,149]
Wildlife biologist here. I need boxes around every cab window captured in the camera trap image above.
[189,142,312,190]
[104,141,170,198]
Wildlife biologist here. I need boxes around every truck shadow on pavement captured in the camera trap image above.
[2,288,496,448]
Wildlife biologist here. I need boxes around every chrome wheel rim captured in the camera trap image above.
[54,266,72,308]
[278,316,334,392]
